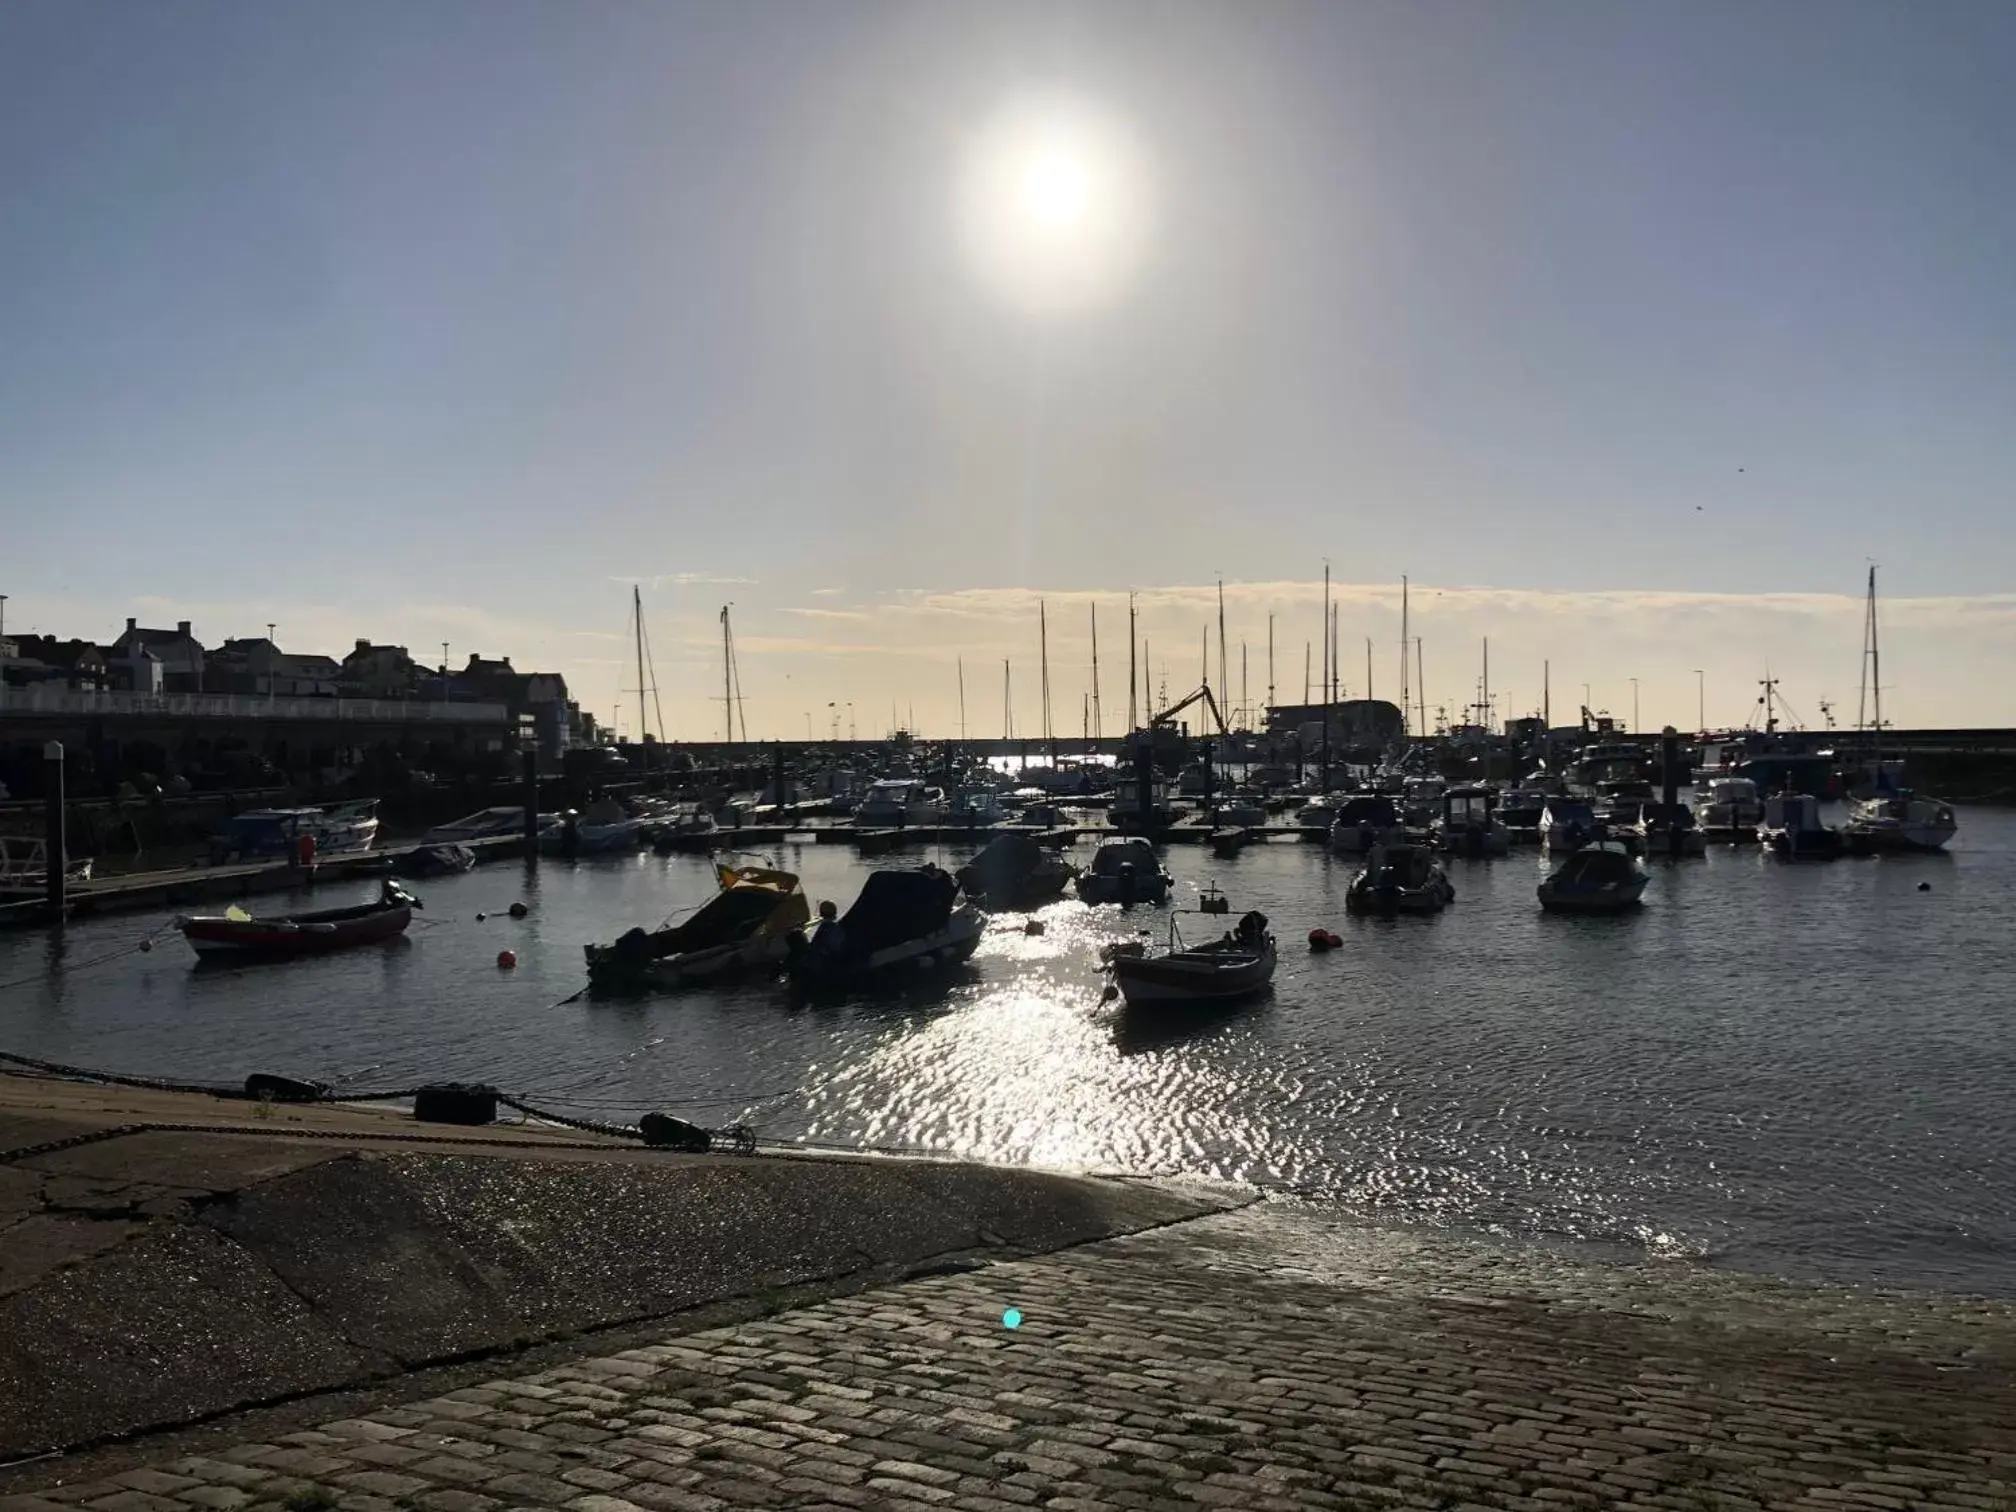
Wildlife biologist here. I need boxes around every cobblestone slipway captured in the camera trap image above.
[9,1203,2015,1512]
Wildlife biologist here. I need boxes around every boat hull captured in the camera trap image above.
[1112,940,1276,1006]
[785,908,985,990]
[1538,883,1647,913]
[179,904,412,957]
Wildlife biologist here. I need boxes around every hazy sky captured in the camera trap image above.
[4,0,2012,737]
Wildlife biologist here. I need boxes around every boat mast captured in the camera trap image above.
[1365,637,1373,706]
[1860,564,1883,775]
[1003,660,1012,741]
[1416,637,1426,737]
[1320,562,1331,787]
[1399,576,1411,739]
[1039,600,1052,750]
[1267,614,1275,728]
[1543,659,1551,732]
[720,605,733,746]
[1482,636,1490,734]
[1216,579,1227,714]
[633,584,649,745]
[1126,593,1138,730]
[1303,642,1310,704]
[957,656,967,745]
[1090,602,1102,741]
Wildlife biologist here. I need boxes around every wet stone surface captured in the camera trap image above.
[11,1201,2016,1511]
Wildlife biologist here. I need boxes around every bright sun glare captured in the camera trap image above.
[958,92,1151,316]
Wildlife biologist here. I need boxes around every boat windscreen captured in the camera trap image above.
[669,886,791,953]
[1091,839,1156,875]
[1559,849,1634,884]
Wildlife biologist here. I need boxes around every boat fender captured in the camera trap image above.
[639,1112,712,1152]
[1307,928,1332,952]
[244,1072,329,1104]
[1100,983,1120,1004]
[497,949,517,969]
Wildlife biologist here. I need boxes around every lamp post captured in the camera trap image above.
[1692,669,1705,731]
[267,623,277,708]
[1629,677,1639,734]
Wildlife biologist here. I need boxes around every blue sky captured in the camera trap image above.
[4,0,2012,735]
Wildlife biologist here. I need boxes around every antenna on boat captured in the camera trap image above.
[1126,593,1138,731]
[1399,576,1411,740]
[1217,578,1227,722]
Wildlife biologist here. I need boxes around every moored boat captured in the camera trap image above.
[1842,790,1957,854]
[1345,843,1455,916]
[208,801,380,865]
[586,864,811,990]
[1693,777,1764,840]
[1327,795,1405,856]
[1758,791,1844,861]
[1107,910,1276,1007]
[1537,840,1648,913]
[1539,798,1600,852]
[421,806,558,845]
[784,865,983,989]
[955,832,1078,909]
[176,879,419,958]
[1074,837,1174,905]
[1432,785,1510,858]
[1631,802,1707,859]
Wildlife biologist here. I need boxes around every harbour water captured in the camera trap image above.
[3,806,2011,1296]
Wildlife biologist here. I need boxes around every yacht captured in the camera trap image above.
[1498,770,1565,837]
[853,778,948,827]
[947,785,1004,826]
[1630,801,1707,858]
[1539,798,1600,852]
[1842,790,1957,854]
[1328,795,1406,856]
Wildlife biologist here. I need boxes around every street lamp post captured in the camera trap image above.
[1692,670,1705,731]
[1629,677,1639,734]
[267,623,277,708]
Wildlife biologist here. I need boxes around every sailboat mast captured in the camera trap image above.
[1543,659,1551,732]
[1003,660,1012,741]
[1862,565,1883,773]
[1482,636,1490,734]
[1039,600,1052,746]
[1320,563,1330,717]
[1416,637,1426,736]
[1267,614,1275,726]
[720,605,733,746]
[957,656,967,744]
[1240,642,1248,732]
[1126,593,1138,730]
[1330,601,1340,704]
[1217,579,1227,711]
[1090,602,1102,740]
[1399,576,1411,737]
[633,585,649,744]
[1365,637,1373,706]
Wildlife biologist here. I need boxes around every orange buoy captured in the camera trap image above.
[1325,930,1343,949]
[496,949,517,969]
[1307,928,1332,952]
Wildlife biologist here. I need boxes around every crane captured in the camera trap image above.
[1148,683,1228,736]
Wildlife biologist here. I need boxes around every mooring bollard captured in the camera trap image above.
[44,740,65,927]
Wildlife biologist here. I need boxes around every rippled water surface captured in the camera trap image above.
[4,808,2013,1294]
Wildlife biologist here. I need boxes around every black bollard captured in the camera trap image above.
[44,741,65,927]
[521,747,540,864]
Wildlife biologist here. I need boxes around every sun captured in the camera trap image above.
[957,92,1151,316]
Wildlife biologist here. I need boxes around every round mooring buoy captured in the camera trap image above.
[496,949,517,969]
[1918,881,1932,892]
[509,901,529,919]
[138,939,153,953]
[476,912,488,922]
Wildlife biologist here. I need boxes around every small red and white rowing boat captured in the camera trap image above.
[177,881,420,958]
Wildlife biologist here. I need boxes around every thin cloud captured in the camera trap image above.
[616,572,759,589]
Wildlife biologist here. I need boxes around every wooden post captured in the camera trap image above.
[44,741,65,926]
[521,747,539,863]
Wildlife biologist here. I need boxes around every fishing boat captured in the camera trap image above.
[1344,843,1455,916]
[1539,798,1601,852]
[1075,837,1174,905]
[1497,770,1565,838]
[1842,790,1957,854]
[1537,841,1648,913]
[1432,785,1511,858]
[207,801,380,864]
[176,879,419,958]
[586,864,810,990]
[947,785,1004,826]
[955,832,1078,909]
[1758,791,1844,861]
[1693,777,1764,840]
[1212,792,1268,828]
[1106,910,1275,1007]
[1327,795,1405,856]
[1630,802,1707,858]
[783,866,983,989]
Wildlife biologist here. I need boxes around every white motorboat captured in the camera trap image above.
[854,778,948,827]
[1212,792,1268,827]
[1629,802,1707,859]
[1432,785,1510,858]
[1693,776,1764,839]
[1345,843,1456,915]
[543,800,649,857]
[209,802,380,864]
[421,806,558,845]
[947,785,1004,825]
[1842,790,1956,854]
[1106,911,1276,1006]
[1294,791,1356,828]
[1498,770,1566,836]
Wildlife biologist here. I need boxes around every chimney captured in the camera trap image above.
[176,620,191,637]
[126,617,137,632]
[356,638,370,651]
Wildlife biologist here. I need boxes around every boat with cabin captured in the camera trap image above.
[1630,802,1706,858]
[1075,837,1174,905]
[1344,843,1456,916]
[783,866,983,989]
[176,878,419,958]
[1432,785,1510,858]
[1842,789,1957,854]
[1497,770,1566,838]
[421,806,560,846]
[208,801,380,865]
[955,832,1078,909]
[1539,798,1600,852]
[853,778,948,828]
[1327,795,1406,856]
[1537,841,1648,913]
[1693,776,1764,840]
[1758,791,1844,861]
[586,864,810,990]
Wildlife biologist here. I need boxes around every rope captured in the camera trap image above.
[0,922,179,996]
